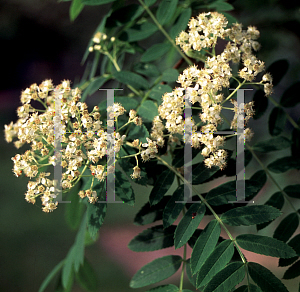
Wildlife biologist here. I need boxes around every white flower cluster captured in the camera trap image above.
[4,80,132,212]
[158,12,273,170]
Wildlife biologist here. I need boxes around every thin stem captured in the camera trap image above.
[137,0,193,66]
[221,80,246,106]
[155,155,248,265]
[104,51,141,97]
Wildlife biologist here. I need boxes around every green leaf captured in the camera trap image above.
[82,0,116,5]
[65,180,85,230]
[62,212,88,288]
[84,230,99,246]
[38,260,65,292]
[236,234,297,258]
[267,59,289,87]
[257,192,284,231]
[192,163,219,185]
[70,0,85,21]
[56,269,74,292]
[253,90,268,120]
[163,185,185,228]
[106,4,143,27]
[156,0,178,25]
[114,71,149,90]
[86,181,107,239]
[115,168,135,206]
[267,156,300,173]
[248,170,267,200]
[171,147,199,168]
[75,258,98,291]
[114,96,139,112]
[145,0,157,6]
[248,262,289,292]
[273,212,299,242]
[222,12,238,27]
[149,170,175,206]
[149,84,172,104]
[292,123,300,158]
[127,124,150,144]
[203,262,245,292]
[282,260,300,279]
[280,81,300,107]
[134,197,171,226]
[129,255,182,288]
[128,225,176,252]
[191,219,221,275]
[141,43,172,62]
[137,100,159,122]
[220,205,282,226]
[196,240,235,288]
[268,107,286,136]
[208,0,234,11]
[206,180,261,206]
[146,284,179,292]
[186,259,197,288]
[170,7,192,39]
[134,63,160,77]
[234,284,262,292]
[175,203,206,249]
[283,184,300,199]
[161,68,179,83]
[85,76,109,96]
[252,136,291,152]
[123,22,158,42]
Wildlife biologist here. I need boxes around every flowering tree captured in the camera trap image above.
[4,0,300,291]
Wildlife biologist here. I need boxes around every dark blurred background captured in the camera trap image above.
[0,0,300,291]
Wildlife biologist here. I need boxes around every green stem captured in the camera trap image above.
[155,155,248,265]
[105,51,141,97]
[137,0,193,66]
[221,80,246,106]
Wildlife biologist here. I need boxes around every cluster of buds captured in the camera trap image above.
[89,31,116,53]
